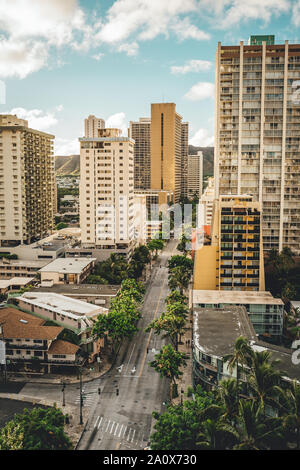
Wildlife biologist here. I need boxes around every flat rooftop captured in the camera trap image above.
[192,290,283,306]
[39,257,96,274]
[0,260,48,268]
[0,277,35,288]
[17,292,107,320]
[252,341,300,383]
[194,306,257,357]
[32,284,121,296]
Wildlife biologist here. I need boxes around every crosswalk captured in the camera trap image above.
[93,415,147,447]
[74,387,98,408]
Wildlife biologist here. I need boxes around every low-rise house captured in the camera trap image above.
[39,257,96,285]
[0,308,80,374]
[0,277,35,295]
[192,289,284,340]
[0,259,48,279]
[193,305,300,396]
[16,292,108,360]
[30,283,121,308]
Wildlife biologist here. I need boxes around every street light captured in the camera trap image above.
[180,388,184,405]
[61,381,66,407]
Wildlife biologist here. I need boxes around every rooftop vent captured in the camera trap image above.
[19,319,28,324]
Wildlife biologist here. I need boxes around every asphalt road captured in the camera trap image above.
[6,240,176,450]
[78,240,177,450]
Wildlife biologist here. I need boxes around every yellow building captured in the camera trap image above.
[150,103,182,202]
[194,195,265,292]
[0,114,55,246]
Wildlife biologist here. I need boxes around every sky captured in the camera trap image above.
[0,0,299,155]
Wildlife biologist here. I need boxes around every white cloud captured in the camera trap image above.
[117,42,139,56]
[0,0,93,78]
[184,82,214,101]
[0,38,48,79]
[292,0,300,26]
[106,112,128,135]
[171,59,212,75]
[189,127,214,146]
[6,106,63,131]
[55,137,80,156]
[200,0,290,28]
[95,0,209,49]
[92,52,105,61]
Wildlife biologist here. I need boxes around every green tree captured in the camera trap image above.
[149,344,187,401]
[0,406,72,450]
[276,380,300,449]
[223,336,254,398]
[168,266,191,294]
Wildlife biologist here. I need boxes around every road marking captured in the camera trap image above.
[123,425,127,438]
[110,421,115,434]
[127,428,132,441]
[131,429,136,443]
[94,416,100,428]
[125,343,136,373]
[114,423,120,436]
[118,424,124,438]
[98,416,103,429]
[105,419,111,432]
[138,275,167,378]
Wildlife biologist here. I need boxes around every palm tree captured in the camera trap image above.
[223,336,253,398]
[168,266,191,294]
[233,400,284,450]
[275,380,300,449]
[248,350,283,413]
[197,418,237,450]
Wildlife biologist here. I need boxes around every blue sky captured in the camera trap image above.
[0,0,299,154]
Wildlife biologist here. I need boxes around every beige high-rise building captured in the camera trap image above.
[0,114,55,247]
[215,38,300,253]
[200,177,215,226]
[129,118,151,190]
[150,103,182,202]
[187,151,203,199]
[84,115,105,138]
[181,122,189,199]
[79,127,135,250]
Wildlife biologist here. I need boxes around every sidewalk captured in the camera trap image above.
[173,310,193,406]
[6,353,113,385]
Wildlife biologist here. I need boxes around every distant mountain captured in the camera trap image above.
[55,147,214,178]
[55,155,80,176]
[188,146,214,178]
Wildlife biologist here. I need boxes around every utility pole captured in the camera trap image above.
[79,366,83,425]
[61,381,66,407]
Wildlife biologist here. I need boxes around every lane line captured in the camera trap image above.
[138,276,167,378]
[125,343,136,373]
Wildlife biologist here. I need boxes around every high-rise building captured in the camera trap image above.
[181,122,189,199]
[79,127,135,252]
[129,118,151,190]
[215,39,300,253]
[187,151,203,199]
[200,177,215,226]
[84,115,105,138]
[0,114,55,246]
[150,103,182,202]
[193,195,265,292]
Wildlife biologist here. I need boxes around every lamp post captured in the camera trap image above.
[180,388,184,405]
[61,381,66,407]
[79,366,83,425]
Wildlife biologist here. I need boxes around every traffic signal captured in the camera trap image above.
[98,388,101,395]
[116,388,119,396]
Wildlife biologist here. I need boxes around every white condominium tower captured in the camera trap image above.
[187,151,203,199]
[84,115,105,138]
[0,114,55,246]
[79,127,135,250]
[215,37,300,253]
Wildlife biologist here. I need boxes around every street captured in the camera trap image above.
[16,240,176,450]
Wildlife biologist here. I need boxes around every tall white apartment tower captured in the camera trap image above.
[84,115,105,138]
[0,114,55,246]
[79,127,135,251]
[215,37,300,253]
[187,151,203,199]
